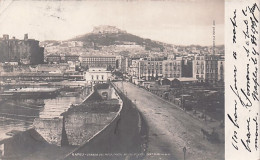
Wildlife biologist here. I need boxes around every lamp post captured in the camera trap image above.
[183,147,186,160]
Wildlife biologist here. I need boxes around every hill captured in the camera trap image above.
[71,25,165,51]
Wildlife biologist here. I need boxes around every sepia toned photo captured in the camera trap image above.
[0,0,229,160]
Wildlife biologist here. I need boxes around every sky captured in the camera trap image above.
[0,0,224,46]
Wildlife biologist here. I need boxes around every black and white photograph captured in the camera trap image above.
[0,0,257,160]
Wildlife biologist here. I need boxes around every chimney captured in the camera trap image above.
[24,34,28,40]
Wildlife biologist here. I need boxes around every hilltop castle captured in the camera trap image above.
[92,25,127,34]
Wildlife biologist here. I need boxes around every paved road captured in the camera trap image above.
[114,81,224,160]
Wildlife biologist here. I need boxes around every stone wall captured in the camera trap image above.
[33,87,122,147]
[33,117,63,146]
[64,112,116,146]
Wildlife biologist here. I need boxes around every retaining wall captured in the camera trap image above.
[33,86,122,147]
[65,112,117,146]
[33,117,63,146]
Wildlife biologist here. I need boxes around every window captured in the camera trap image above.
[91,75,94,80]
[96,75,99,80]
[102,75,104,80]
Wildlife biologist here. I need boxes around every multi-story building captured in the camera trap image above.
[46,55,61,64]
[64,55,79,63]
[115,55,130,73]
[204,55,218,83]
[0,34,44,65]
[138,57,164,80]
[128,59,139,78]
[81,56,116,71]
[193,54,219,83]
[193,55,205,82]
[115,56,122,69]
[162,57,182,78]
[121,57,130,74]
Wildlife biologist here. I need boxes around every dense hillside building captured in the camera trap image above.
[0,34,44,65]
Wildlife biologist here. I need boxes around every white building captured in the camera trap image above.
[84,67,112,84]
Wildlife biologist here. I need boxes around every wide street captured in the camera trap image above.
[114,81,224,160]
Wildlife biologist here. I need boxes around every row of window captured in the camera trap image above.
[84,58,115,61]
[164,70,181,73]
[140,63,163,66]
[196,69,218,74]
[141,71,163,74]
[84,57,115,60]
[164,67,180,71]
[83,62,116,64]
[164,63,181,66]
[196,56,219,60]
[164,74,181,78]
[91,75,104,80]
[139,66,163,70]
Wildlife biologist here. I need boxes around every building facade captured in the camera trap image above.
[64,55,79,63]
[81,56,116,71]
[217,56,225,83]
[162,57,182,78]
[138,57,164,80]
[128,59,139,78]
[193,54,219,83]
[46,55,61,64]
[84,67,112,84]
[0,34,44,65]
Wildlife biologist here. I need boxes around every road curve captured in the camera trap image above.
[114,81,224,160]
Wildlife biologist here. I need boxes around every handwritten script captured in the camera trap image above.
[227,2,259,156]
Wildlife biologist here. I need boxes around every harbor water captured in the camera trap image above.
[0,87,89,140]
